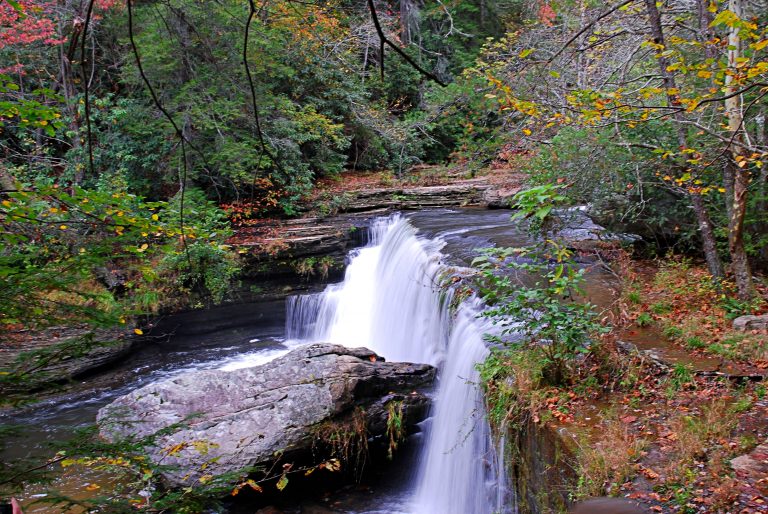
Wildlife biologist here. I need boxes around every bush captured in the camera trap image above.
[474,242,607,385]
[160,241,239,305]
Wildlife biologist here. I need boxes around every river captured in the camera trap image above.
[4,208,592,513]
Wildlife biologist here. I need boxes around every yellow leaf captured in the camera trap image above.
[1,200,10,207]
[518,48,533,58]
[718,187,726,193]
[134,328,144,335]
[59,225,67,230]
[151,214,159,221]
[522,128,532,136]
[85,484,100,491]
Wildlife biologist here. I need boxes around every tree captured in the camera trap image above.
[470,0,767,296]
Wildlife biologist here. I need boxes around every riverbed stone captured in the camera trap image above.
[97,344,435,487]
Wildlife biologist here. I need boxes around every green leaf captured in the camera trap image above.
[519,48,534,59]
[710,9,739,27]
[534,205,553,220]
[4,0,24,15]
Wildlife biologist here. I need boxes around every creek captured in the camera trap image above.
[4,208,615,513]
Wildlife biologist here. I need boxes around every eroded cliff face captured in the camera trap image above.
[505,420,577,514]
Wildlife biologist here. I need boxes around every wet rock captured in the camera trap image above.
[97,344,435,487]
[733,314,768,332]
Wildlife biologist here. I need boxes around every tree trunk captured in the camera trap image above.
[0,166,17,191]
[691,193,724,281]
[400,0,413,45]
[724,0,754,299]
[576,0,588,89]
[642,0,724,280]
[756,108,767,264]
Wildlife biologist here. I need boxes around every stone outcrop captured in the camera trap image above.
[233,179,519,285]
[733,314,768,332]
[97,344,435,486]
[0,325,131,388]
[320,181,493,213]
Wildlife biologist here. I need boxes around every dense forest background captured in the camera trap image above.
[1,0,767,347]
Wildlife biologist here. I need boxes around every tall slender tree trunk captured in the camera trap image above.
[756,108,767,264]
[58,8,85,184]
[723,0,754,299]
[643,0,724,280]
[400,0,414,45]
[576,0,588,89]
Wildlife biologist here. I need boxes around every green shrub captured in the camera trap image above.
[474,242,607,385]
[635,313,653,327]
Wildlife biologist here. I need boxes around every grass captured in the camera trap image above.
[573,414,647,499]
[312,407,369,478]
[666,399,737,476]
[661,323,683,339]
[650,301,672,315]
[625,289,642,305]
[635,312,653,327]
[626,257,767,364]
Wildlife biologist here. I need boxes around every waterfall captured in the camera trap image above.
[286,215,513,514]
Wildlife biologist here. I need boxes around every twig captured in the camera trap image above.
[366,0,447,87]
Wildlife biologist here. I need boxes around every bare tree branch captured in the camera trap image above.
[366,0,447,87]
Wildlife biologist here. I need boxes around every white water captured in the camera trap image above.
[286,215,512,514]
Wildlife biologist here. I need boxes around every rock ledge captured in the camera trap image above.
[97,344,435,486]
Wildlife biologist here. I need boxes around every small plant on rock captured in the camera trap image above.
[473,241,608,385]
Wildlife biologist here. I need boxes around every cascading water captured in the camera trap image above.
[286,215,513,514]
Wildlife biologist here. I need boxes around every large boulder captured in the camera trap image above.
[97,344,435,486]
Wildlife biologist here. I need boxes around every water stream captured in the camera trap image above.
[286,214,513,514]
[5,209,555,513]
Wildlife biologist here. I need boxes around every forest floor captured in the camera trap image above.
[526,255,768,513]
